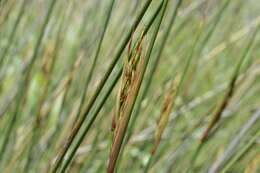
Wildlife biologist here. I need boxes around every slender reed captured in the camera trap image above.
[189,22,260,172]
[0,0,58,163]
[56,2,165,173]
[208,109,260,173]
[220,129,260,173]
[49,1,154,172]
[0,0,26,73]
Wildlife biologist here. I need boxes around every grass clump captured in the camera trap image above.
[0,0,259,173]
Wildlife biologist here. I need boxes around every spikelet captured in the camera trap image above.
[108,31,145,173]
[42,40,55,74]
[151,75,180,155]
[200,71,236,143]
[111,31,145,139]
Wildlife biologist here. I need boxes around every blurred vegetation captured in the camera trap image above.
[0,0,260,173]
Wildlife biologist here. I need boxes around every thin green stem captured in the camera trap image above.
[220,130,260,173]
[49,1,153,172]
[57,2,165,173]
[0,0,26,80]
[0,0,58,163]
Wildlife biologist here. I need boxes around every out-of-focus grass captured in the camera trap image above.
[0,0,259,173]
